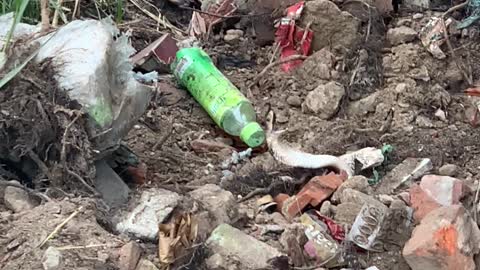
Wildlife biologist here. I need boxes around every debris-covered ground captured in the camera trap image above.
[2,0,480,269]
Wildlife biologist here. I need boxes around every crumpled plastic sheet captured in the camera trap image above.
[34,18,153,157]
[275,1,313,72]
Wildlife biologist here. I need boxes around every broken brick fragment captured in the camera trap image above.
[276,173,345,220]
[403,205,480,270]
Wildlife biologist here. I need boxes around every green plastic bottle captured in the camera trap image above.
[172,47,265,148]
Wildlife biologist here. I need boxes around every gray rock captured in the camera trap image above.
[95,160,130,208]
[116,189,180,240]
[332,175,371,203]
[189,184,237,225]
[297,48,335,81]
[224,34,240,44]
[412,13,423,19]
[340,189,386,210]
[205,254,227,270]
[438,164,458,176]
[4,186,36,213]
[206,224,284,270]
[226,29,244,37]
[42,247,62,270]
[300,0,360,51]
[119,241,142,270]
[387,26,417,45]
[347,92,380,116]
[375,158,433,194]
[135,259,159,270]
[335,202,363,225]
[304,81,345,119]
[286,96,302,107]
[319,201,332,216]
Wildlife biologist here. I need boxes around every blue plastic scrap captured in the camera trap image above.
[457,0,480,29]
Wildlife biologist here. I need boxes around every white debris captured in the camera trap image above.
[116,189,181,240]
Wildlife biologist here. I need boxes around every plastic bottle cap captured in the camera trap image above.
[240,122,265,148]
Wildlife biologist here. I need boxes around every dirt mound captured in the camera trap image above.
[0,64,95,194]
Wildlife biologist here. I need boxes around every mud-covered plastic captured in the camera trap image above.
[32,18,153,157]
[171,47,265,148]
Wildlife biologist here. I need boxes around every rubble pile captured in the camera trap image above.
[1,0,480,269]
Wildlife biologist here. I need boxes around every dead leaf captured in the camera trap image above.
[158,213,199,266]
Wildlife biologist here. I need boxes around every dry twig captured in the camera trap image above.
[38,206,84,248]
[441,1,473,85]
[129,0,185,37]
[249,55,308,88]
[40,0,50,31]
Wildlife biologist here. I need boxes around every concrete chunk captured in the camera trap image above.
[206,224,284,270]
[375,158,432,194]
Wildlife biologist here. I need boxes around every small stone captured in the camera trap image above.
[270,212,289,226]
[286,95,302,107]
[206,224,284,269]
[224,34,240,44]
[42,247,62,270]
[119,241,142,270]
[4,186,36,213]
[438,164,458,176]
[340,188,386,210]
[415,115,434,128]
[280,224,308,266]
[332,175,371,203]
[377,194,394,206]
[303,81,345,119]
[412,13,424,19]
[116,189,180,240]
[335,202,362,224]
[434,109,447,122]
[135,259,159,270]
[319,201,332,216]
[205,254,226,270]
[347,92,380,116]
[403,205,480,270]
[226,29,244,37]
[189,184,238,226]
[387,26,417,45]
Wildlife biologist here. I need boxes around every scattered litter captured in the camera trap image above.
[347,203,387,252]
[275,1,313,72]
[256,195,278,213]
[267,129,354,176]
[301,212,345,267]
[221,148,252,168]
[172,47,265,148]
[419,17,452,59]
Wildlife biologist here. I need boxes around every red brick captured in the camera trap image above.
[278,173,345,220]
[410,184,441,222]
[403,205,480,270]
